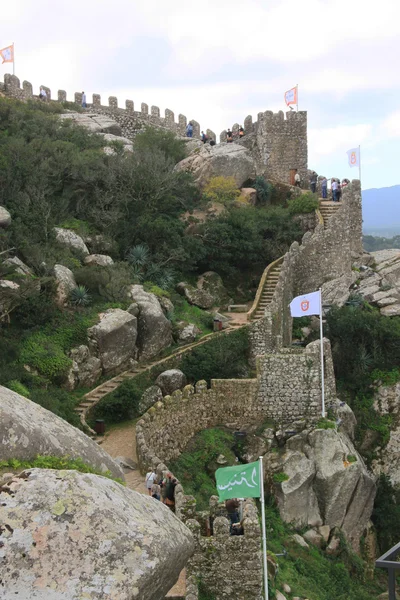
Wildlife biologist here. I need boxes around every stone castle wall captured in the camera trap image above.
[221,110,308,185]
[136,341,336,474]
[0,73,205,140]
[1,74,308,183]
[249,180,363,356]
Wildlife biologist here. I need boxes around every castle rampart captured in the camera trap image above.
[249,180,363,356]
[221,109,308,185]
[0,74,208,140]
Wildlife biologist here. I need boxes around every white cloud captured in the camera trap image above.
[308,124,372,158]
[382,111,400,138]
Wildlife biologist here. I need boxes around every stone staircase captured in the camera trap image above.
[247,256,284,321]
[75,326,247,434]
[319,200,342,228]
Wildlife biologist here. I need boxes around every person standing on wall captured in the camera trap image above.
[186,122,193,138]
[294,169,301,187]
[39,87,47,101]
[226,129,233,143]
[145,469,156,496]
[81,91,87,108]
[331,178,339,202]
[321,176,328,199]
[201,130,208,143]
[310,171,318,193]
[239,126,244,138]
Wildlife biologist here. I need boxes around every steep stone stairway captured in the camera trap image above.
[319,200,342,228]
[247,257,283,321]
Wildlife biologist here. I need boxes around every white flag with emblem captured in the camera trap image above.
[290,290,321,317]
[347,147,360,168]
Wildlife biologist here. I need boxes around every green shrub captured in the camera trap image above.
[203,176,240,204]
[133,126,187,164]
[0,455,123,484]
[20,333,72,382]
[273,472,289,483]
[29,387,81,427]
[347,455,357,463]
[6,380,30,398]
[373,474,400,553]
[292,315,312,339]
[253,176,274,205]
[287,193,319,215]
[180,328,250,383]
[89,379,143,424]
[316,418,336,430]
[74,263,132,302]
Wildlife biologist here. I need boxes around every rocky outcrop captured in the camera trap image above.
[59,111,123,136]
[0,469,194,599]
[240,187,257,205]
[54,264,77,306]
[139,385,163,414]
[351,250,400,314]
[0,386,123,478]
[3,256,33,276]
[54,227,89,255]
[266,426,376,550]
[65,345,102,390]
[156,369,187,396]
[84,253,114,267]
[175,142,255,188]
[0,205,11,227]
[177,281,214,309]
[372,381,400,485]
[176,322,200,344]
[322,273,356,307]
[88,308,137,373]
[128,285,173,360]
[177,272,229,309]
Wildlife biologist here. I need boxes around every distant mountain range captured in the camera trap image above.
[362,185,400,236]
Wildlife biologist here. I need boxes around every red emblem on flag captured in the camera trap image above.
[350,152,357,165]
[301,300,309,312]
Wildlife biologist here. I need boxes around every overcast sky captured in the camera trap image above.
[2,0,400,190]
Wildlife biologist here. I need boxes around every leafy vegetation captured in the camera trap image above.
[253,175,274,205]
[169,428,237,510]
[0,455,124,484]
[70,285,91,306]
[287,192,319,215]
[363,234,400,252]
[203,176,240,204]
[273,472,289,483]
[180,328,250,384]
[88,378,144,424]
[372,474,400,553]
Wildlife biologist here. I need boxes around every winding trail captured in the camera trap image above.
[101,422,185,598]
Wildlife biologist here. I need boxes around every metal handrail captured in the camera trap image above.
[375,540,400,599]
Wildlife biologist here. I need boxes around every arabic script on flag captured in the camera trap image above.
[215,460,261,500]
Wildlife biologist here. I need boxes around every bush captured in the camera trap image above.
[316,418,336,430]
[287,192,319,215]
[19,333,72,382]
[75,263,132,302]
[70,285,91,306]
[6,380,30,398]
[133,126,187,164]
[29,387,81,427]
[273,472,289,483]
[203,176,240,204]
[254,176,274,205]
[0,455,123,483]
[372,474,400,553]
[180,328,250,383]
[89,379,143,424]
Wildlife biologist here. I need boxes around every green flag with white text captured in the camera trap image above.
[215,460,261,501]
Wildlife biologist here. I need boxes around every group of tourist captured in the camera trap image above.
[294,169,350,202]
[145,469,177,511]
[226,127,245,143]
[186,123,245,145]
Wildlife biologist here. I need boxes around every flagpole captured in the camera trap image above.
[259,456,269,600]
[296,83,298,112]
[358,144,361,183]
[12,42,15,76]
[319,288,325,418]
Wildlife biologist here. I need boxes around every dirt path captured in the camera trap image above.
[102,422,185,597]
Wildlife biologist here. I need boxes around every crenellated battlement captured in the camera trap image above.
[0,74,210,139]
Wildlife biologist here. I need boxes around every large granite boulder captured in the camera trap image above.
[371,249,400,289]
[156,369,187,396]
[321,273,355,307]
[54,227,89,255]
[0,205,11,227]
[3,256,33,276]
[127,285,173,360]
[139,385,163,414]
[54,264,77,306]
[0,386,123,479]
[84,253,114,267]
[65,345,102,390]
[175,142,255,188]
[266,426,376,550]
[59,112,122,136]
[176,281,214,309]
[88,308,137,373]
[0,469,194,599]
